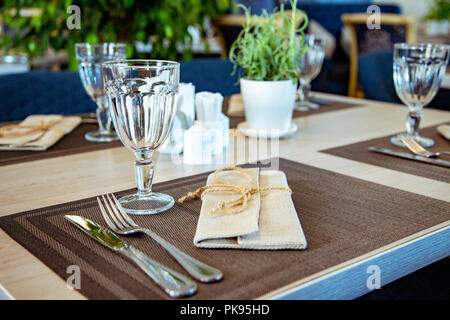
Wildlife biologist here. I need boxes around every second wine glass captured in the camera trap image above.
[103,60,180,215]
[295,35,325,111]
[76,43,127,142]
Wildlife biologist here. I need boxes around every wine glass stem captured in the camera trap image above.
[135,159,154,196]
[406,110,422,137]
[298,79,311,102]
[96,97,111,134]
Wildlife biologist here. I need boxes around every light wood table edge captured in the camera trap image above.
[258,221,450,300]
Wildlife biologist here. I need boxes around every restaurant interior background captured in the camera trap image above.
[0,0,449,301]
[0,0,449,123]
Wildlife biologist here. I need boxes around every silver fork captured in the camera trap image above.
[401,136,450,158]
[97,193,223,283]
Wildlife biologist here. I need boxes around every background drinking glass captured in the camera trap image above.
[391,43,449,147]
[296,35,325,111]
[75,43,127,142]
[103,60,179,215]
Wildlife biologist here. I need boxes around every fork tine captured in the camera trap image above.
[401,137,420,152]
[105,193,130,228]
[101,194,125,230]
[407,138,427,152]
[97,196,119,231]
[110,193,138,227]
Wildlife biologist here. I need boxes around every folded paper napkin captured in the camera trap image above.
[437,124,450,141]
[190,167,307,250]
[0,115,82,151]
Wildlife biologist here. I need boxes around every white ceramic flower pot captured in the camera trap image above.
[240,78,297,131]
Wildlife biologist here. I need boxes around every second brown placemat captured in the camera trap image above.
[0,122,123,167]
[321,124,450,183]
[0,158,449,300]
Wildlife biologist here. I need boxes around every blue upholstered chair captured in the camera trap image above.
[0,71,95,122]
[286,2,401,41]
[284,1,401,96]
[358,50,449,111]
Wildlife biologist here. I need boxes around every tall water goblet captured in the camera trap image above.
[75,43,127,142]
[391,43,449,147]
[295,35,325,111]
[103,60,179,215]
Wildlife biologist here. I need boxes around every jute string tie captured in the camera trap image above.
[178,166,292,215]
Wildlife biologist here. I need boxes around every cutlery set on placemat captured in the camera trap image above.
[369,125,450,168]
[65,193,223,298]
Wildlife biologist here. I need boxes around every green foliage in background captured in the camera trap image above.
[0,0,230,69]
[229,0,308,81]
[423,0,450,21]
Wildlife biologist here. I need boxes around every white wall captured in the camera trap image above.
[374,0,429,20]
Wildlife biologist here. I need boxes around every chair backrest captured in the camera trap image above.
[0,71,95,122]
[342,13,416,97]
[284,2,401,40]
[358,50,399,103]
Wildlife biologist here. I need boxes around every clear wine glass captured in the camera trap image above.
[391,43,449,147]
[103,60,180,215]
[75,43,127,142]
[295,35,325,111]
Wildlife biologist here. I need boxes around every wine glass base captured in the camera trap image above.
[117,192,175,215]
[294,101,319,111]
[390,134,435,148]
[85,130,119,143]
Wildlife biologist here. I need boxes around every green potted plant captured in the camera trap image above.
[229,0,308,133]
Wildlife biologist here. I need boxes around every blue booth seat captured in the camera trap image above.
[180,58,240,96]
[0,59,240,122]
[0,71,96,122]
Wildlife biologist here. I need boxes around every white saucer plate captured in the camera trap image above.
[237,122,298,139]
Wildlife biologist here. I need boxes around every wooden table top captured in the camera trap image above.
[0,92,449,300]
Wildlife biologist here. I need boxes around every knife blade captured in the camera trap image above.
[368,147,450,168]
[64,215,197,298]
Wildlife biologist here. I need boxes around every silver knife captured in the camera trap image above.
[368,147,450,168]
[64,215,197,298]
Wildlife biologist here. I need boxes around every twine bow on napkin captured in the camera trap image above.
[0,117,64,138]
[185,166,307,250]
[178,166,292,215]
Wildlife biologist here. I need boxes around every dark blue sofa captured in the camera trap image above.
[0,71,96,122]
[0,59,240,122]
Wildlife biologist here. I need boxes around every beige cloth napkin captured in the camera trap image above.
[0,115,82,151]
[437,125,450,140]
[193,168,307,250]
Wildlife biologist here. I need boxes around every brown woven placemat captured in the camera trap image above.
[223,97,363,129]
[321,124,450,183]
[1,158,449,300]
[0,122,123,167]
